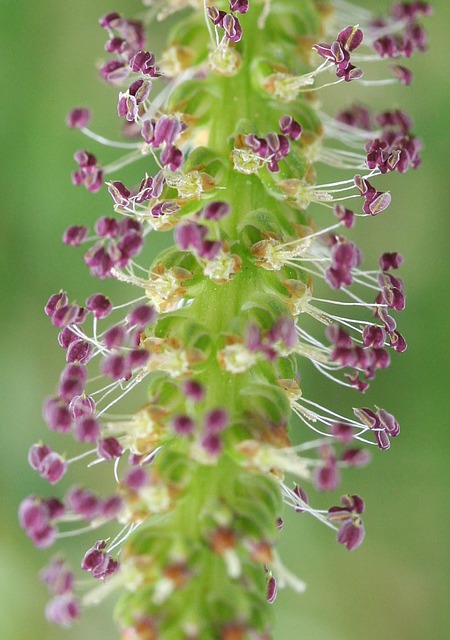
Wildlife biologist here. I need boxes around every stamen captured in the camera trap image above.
[258,0,272,29]
[67,449,98,465]
[97,372,149,418]
[107,522,141,554]
[280,483,334,527]
[57,524,103,539]
[359,78,398,87]
[203,0,218,47]
[103,150,146,175]
[80,127,140,150]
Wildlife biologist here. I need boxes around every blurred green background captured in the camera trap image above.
[1,1,448,638]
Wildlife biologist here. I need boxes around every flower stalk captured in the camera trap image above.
[20,1,431,637]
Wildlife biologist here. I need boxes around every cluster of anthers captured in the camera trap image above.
[20,1,430,637]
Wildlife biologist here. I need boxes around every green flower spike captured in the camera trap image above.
[20,1,431,638]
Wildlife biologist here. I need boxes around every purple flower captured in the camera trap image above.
[379,252,404,270]
[127,304,156,328]
[40,557,75,595]
[81,540,119,580]
[129,50,160,77]
[267,575,277,603]
[389,329,407,352]
[63,225,89,246]
[204,408,229,435]
[325,241,362,289]
[331,422,354,444]
[390,64,413,85]
[267,316,297,349]
[293,484,309,514]
[336,104,371,130]
[108,180,131,206]
[315,453,340,491]
[377,273,406,311]
[175,220,208,251]
[43,396,72,433]
[328,495,365,551]
[45,594,80,627]
[118,79,152,121]
[333,204,355,228]
[124,467,148,490]
[207,7,226,26]
[65,487,101,520]
[58,364,86,402]
[222,13,243,43]
[69,394,96,419]
[95,217,120,238]
[341,448,371,467]
[229,0,249,13]
[203,201,231,221]
[72,150,103,192]
[103,325,126,349]
[313,25,364,81]
[354,406,400,450]
[152,115,185,147]
[100,59,129,84]
[201,433,223,457]
[172,414,195,435]
[99,12,121,28]
[66,107,91,129]
[362,325,386,349]
[18,496,63,548]
[86,293,113,319]
[279,115,303,140]
[74,415,100,442]
[97,437,123,460]
[354,175,392,215]
[126,348,150,370]
[44,291,69,318]
[182,380,205,402]
[160,144,183,171]
[243,131,291,173]
[101,353,130,380]
[66,339,93,365]
[28,444,68,484]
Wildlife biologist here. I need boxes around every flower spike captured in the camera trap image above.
[21,0,431,637]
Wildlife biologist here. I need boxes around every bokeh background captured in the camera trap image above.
[1,1,448,638]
